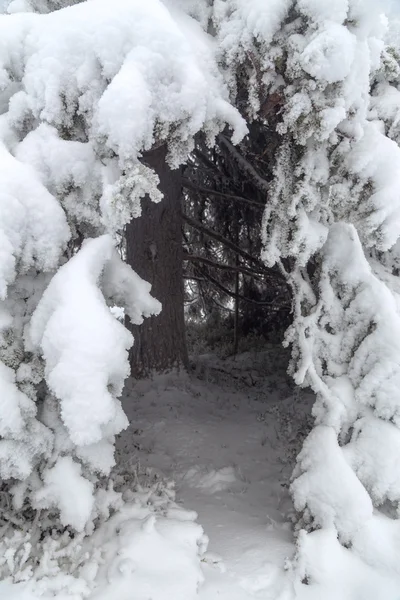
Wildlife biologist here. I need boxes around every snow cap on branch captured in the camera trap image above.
[28,235,160,448]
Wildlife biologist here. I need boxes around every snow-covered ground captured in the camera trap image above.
[3,346,400,600]
[117,347,314,600]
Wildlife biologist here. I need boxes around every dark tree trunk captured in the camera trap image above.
[125,144,189,377]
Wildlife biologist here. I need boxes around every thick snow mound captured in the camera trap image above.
[0,472,207,600]
[91,510,206,600]
[294,528,400,600]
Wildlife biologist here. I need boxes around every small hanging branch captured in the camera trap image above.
[182,179,265,208]
[183,253,265,279]
[218,134,270,193]
[182,212,285,278]
[233,214,240,356]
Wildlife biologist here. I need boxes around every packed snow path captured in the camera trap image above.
[118,348,314,600]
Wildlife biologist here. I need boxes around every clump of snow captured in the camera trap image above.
[28,236,140,447]
[0,142,70,299]
[291,425,373,543]
[297,0,349,23]
[299,23,356,84]
[213,0,292,62]
[345,416,400,506]
[16,124,103,230]
[34,456,94,532]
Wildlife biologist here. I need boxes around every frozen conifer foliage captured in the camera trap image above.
[0,0,246,587]
[210,0,400,589]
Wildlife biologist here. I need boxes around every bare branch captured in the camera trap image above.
[184,253,264,280]
[218,134,270,193]
[183,275,207,282]
[182,212,285,280]
[193,148,222,174]
[182,179,264,208]
[194,264,287,308]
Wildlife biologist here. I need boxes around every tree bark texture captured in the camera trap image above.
[125,145,189,377]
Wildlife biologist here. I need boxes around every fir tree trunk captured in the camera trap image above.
[125,144,189,377]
